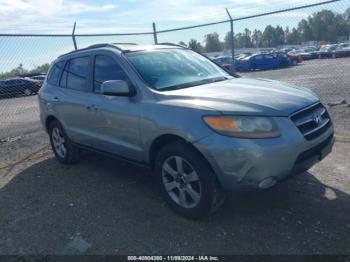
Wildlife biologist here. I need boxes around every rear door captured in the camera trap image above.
[54,55,100,146]
[263,54,278,69]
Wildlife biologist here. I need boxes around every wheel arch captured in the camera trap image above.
[45,115,59,132]
[148,134,215,173]
[149,134,185,168]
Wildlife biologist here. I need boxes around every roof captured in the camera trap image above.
[58,43,186,59]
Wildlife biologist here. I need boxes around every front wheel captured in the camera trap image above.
[49,120,79,164]
[155,141,225,219]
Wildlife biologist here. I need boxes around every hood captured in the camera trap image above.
[158,77,319,116]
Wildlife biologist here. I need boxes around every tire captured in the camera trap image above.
[292,60,298,66]
[48,120,79,165]
[154,141,225,219]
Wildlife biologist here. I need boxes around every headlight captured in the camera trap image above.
[203,116,280,138]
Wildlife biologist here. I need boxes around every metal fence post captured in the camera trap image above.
[72,21,78,50]
[152,22,158,44]
[225,8,235,72]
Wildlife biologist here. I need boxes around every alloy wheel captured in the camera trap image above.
[162,156,201,208]
[52,127,67,158]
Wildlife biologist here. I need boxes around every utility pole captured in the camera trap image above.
[152,22,158,44]
[225,8,235,72]
[72,21,77,50]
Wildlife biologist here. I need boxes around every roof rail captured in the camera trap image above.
[84,43,124,51]
[157,42,187,49]
[112,42,138,45]
[58,43,130,58]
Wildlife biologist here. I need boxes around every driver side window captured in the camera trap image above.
[93,55,128,93]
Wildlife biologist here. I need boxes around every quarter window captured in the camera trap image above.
[60,57,90,92]
[47,61,64,85]
[93,55,128,93]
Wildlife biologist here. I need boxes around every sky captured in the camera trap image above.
[0,0,349,73]
[0,0,348,34]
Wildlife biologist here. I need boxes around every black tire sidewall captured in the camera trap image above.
[155,141,221,219]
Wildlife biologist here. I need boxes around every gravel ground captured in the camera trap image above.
[0,58,350,255]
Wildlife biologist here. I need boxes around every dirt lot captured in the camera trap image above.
[0,58,350,255]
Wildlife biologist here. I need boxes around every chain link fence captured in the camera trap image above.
[0,0,349,145]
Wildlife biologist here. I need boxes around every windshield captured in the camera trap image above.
[125,49,230,91]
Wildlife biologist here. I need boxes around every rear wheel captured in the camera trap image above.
[155,141,225,219]
[292,60,298,66]
[49,120,79,164]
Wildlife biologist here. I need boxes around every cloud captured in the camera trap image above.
[0,0,118,16]
[63,2,118,15]
[0,0,339,34]
[0,0,119,33]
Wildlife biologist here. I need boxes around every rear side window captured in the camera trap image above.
[93,55,128,93]
[47,61,64,85]
[60,57,90,92]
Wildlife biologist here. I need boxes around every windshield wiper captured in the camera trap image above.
[159,77,229,91]
[208,76,228,83]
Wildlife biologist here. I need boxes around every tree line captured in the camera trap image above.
[1,8,350,78]
[0,63,50,80]
[183,8,350,52]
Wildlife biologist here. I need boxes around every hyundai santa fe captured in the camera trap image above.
[39,43,335,218]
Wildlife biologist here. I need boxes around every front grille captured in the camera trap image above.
[290,103,331,140]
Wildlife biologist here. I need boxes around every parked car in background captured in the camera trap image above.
[330,44,350,58]
[235,53,252,60]
[29,75,46,86]
[211,56,232,65]
[271,52,291,67]
[293,46,318,60]
[317,44,338,58]
[211,56,235,73]
[287,53,303,65]
[0,77,41,98]
[235,53,289,71]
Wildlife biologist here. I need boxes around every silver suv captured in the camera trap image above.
[39,43,334,218]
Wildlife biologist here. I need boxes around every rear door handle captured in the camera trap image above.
[53,96,60,102]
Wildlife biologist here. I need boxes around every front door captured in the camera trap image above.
[88,54,143,162]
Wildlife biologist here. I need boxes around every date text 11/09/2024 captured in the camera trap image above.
[127,256,220,261]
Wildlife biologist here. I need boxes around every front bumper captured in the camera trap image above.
[194,117,335,191]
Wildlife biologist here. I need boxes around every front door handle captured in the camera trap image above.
[53,96,60,102]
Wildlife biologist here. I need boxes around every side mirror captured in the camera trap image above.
[101,80,134,96]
